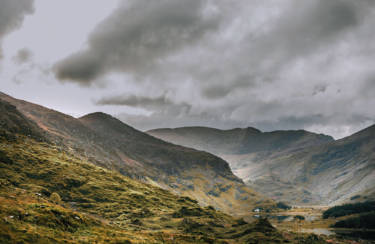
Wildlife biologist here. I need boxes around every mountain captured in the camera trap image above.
[148,126,375,205]
[0,92,273,215]
[148,126,333,155]
[271,124,375,205]
[0,100,293,243]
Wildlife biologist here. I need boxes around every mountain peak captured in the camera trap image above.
[79,112,138,137]
[79,112,114,121]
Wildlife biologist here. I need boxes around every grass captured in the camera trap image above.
[0,135,299,243]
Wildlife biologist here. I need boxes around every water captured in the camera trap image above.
[268,215,293,222]
[300,228,335,236]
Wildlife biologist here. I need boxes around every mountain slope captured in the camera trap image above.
[148,126,374,205]
[0,95,326,243]
[0,99,45,141]
[0,93,273,215]
[279,124,375,205]
[0,131,288,242]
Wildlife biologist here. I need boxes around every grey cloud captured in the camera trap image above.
[0,0,34,57]
[52,0,375,138]
[202,74,256,99]
[54,0,220,84]
[231,0,363,78]
[197,0,369,101]
[13,48,33,64]
[312,84,327,96]
[96,94,172,108]
[117,109,246,132]
[96,93,192,113]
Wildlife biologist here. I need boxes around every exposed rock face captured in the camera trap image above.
[148,126,375,205]
[0,92,273,214]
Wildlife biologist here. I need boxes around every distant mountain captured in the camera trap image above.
[148,126,375,205]
[148,126,333,155]
[0,92,273,215]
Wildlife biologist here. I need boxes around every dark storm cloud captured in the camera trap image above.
[197,0,366,99]
[247,0,359,62]
[0,0,34,58]
[52,0,375,138]
[54,0,220,84]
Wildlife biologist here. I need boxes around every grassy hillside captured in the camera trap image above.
[0,96,330,243]
[0,134,298,243]
[0,93,273,215]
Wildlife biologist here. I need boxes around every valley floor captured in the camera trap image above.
[246,206,375,243]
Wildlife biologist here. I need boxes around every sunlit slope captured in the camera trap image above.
[0,137,284,243]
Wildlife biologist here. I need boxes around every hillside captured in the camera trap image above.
[0,99,45,141]
[0,97,326,243]
[148,126,375,205]
[0,136,286,243]
[0,93,273,215]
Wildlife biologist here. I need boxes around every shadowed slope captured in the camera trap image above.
[148,126,374,205]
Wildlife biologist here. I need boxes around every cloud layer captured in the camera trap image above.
[53,0,375,138]
[0,0,34,58]
[54,0,220,83]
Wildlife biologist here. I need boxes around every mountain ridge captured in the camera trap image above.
[0,92,273,215]
[0,126,289,243]
[148,126,334,155]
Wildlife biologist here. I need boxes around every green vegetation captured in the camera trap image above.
[323,201,375,219]
[0,98,338,242]
[50,192,62,203]
[0,134,303,243]
[0,95,275,216]
[332,212,375,229]
[276,202,291,210]
[294,215,305,221]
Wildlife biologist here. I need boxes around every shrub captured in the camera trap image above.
[50,192,62,203]
[294,215,305,221]
[276,202,291,210]
[323,201,375,219]
[332,212,375,229]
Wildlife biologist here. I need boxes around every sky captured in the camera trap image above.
[0,0,375,139]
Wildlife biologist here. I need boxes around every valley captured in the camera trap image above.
[0,93,374,243]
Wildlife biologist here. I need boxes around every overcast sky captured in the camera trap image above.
[1,0,374,139]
